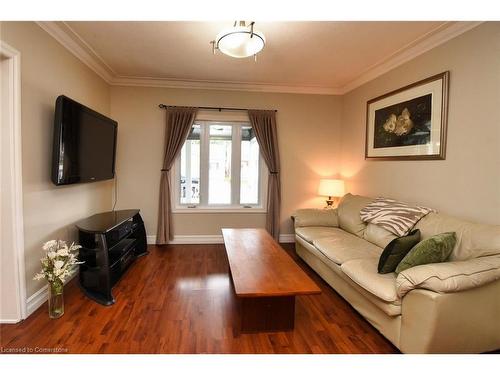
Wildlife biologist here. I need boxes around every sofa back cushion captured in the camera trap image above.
[364,223,398,248]
[338,193,374,238]
[414,213,500,261]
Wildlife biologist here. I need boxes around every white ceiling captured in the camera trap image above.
[44,21,480,94]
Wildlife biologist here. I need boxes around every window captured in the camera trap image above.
[240,126,260,205]
[209,124,232,204]
[175,120,266,211]
[179,124,200,205]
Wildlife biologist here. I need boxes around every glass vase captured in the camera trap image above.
[48,281,64,319]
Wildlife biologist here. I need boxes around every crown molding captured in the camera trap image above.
[36,21,115,83]
[37,21,482,96]
[110,75,342,95]
[339,21,483,94]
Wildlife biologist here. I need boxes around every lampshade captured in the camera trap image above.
[215,22,265,58]
[318,179,345,198]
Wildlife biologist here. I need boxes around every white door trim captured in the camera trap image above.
[1,40,27,322]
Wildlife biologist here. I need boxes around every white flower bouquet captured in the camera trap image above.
[34,240,83,288]
[34,240,83,318]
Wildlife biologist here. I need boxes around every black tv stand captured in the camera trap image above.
[75,209,148,305]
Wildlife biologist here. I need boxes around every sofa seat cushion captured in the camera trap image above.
[295,226,341,244]
[313,231,383,265]
[341,258,399,304]
[296,237,401,316]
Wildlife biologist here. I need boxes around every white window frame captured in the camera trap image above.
[172,112,267,213]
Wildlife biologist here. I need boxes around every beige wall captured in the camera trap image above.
[340,22,500,225]
[110,86,341,238]
[1,22,113,296]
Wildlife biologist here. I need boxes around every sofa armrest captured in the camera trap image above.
[396,255,500,298]
[400,281,500,353]
[293,208,339,228]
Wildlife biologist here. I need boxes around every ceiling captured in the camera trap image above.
[43,21,480,94]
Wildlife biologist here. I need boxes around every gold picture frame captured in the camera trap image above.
[365,71,449,160]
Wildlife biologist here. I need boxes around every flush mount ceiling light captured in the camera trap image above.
[211,21,265,60]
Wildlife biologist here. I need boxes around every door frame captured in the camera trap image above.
[1,40,27,322]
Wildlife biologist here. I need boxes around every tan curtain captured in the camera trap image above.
[248,110,281,240]
[156,107,198,245]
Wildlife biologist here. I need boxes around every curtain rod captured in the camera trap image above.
[158,104,277,112]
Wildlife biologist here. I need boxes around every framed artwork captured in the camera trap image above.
[365,71,449,160]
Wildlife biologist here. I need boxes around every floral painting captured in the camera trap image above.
[365,72,449,160]
[373,94,432,149]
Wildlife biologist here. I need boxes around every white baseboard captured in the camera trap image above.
[146,234,222,244]
[26,286,49,316]
[147,233,296,245]
[279,234,296,243]
[26,271,77,317]
[0,318,22,324]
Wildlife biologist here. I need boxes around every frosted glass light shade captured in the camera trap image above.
[318,179,345,198]
[216,26,265,58]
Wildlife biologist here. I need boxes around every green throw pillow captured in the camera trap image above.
[395,232,457,274]
[378,229,421,274]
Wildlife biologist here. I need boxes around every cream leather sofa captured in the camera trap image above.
[293,194,500,353]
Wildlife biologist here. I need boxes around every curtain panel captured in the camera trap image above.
[156,107,198,244]
[248,110,281,240]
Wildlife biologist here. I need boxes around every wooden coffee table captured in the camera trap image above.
[222,228,321,333]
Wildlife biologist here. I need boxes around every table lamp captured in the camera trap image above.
[318,179,345,208]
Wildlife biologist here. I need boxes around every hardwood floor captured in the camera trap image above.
[0,243,398,354]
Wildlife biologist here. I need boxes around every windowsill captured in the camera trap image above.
[172,207,267,214]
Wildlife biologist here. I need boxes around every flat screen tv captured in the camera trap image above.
[51,95,117,186]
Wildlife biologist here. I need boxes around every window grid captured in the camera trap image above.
[175,120,265,210]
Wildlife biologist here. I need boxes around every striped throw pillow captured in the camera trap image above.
[359,197,434,237]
